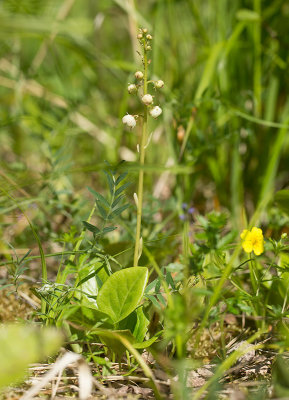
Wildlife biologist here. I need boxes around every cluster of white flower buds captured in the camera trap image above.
[122,28,164,130]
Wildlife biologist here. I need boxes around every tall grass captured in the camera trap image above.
[1,0,288,225]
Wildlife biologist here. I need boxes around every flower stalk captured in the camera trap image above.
[134,48,148,267]
[122,28,163,267]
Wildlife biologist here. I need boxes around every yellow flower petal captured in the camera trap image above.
[251,227,263,236]
[240,229,249,240]
[253,241,264,255]
[242,240,253,253]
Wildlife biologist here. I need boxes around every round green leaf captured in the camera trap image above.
[97,267,148,324]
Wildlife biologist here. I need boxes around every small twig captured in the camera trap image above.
[234,314,289,322]
[92,378,111,396]
[64,341,105,346]
[50,369,62,400]
[18,290,40,309]
[98,375,170,386]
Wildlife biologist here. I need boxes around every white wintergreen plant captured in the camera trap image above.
[121,27,164,267]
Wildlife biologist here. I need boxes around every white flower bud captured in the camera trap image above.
[133,192,138,207]
[137,33,143,39]
[142,94,153,105]
[135,71,144,80]
[128,84,137,94]
[155,80,164,89]
[149,106,162,118]
[142,28,148,34]
[122,114,136,128]
[145,45,151,51]
[146,34,152,40]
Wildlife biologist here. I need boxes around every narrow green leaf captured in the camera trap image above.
[96,202,107,219]
[134,331,163,349]
[115,172,128,186]
[145,279,157,293]
[19,249,32,265]
[194,41,223,101]
[108,204,130,219]
[166,271,176,290]
[236,9,260,21]
[102,226,117,234]
[77,264,104,287]
[112,195,124,208]
[87,186,100,197]
[275,190,289,216]
[145,294,161,310]
[0,284,13,291]
[104,171,114,195]
[96,194,110,208]
[82,221,100,234]
[115,182,131,197]
[87,187,110,208]
[155,279,161,293]
[259,105,289,203]
[156,293,166,307]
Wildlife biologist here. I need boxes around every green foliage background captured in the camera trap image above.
[1,2,289,397]
[1,0,289,253]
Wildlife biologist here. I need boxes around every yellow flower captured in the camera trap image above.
[240,227,264,256]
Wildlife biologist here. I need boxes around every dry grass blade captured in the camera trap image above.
[20,352,93,400]
[0,60,115,146]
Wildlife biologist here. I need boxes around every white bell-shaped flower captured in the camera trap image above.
[155,80,164,89]
[142,94,153,105]
[135,71,144,80]
[128,84,137,94]
[149,106,162,118]
[122,114,136,128]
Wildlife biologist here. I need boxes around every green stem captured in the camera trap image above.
[133,49,148,267]
[249,254,264,328]
[249,253,258,294]
[253,0,262,117]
